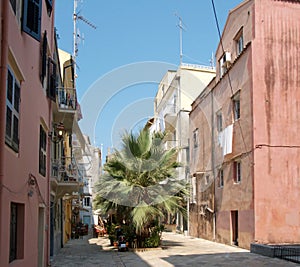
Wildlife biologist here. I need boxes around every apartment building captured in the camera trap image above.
[0,1,87,265]
[189,0,300,249]
[0,0,56,266]
[154,63,215,232]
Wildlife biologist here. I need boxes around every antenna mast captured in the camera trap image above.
[73,0,96,82]
[175,13,184,66]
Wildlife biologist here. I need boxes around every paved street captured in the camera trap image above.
[50,232,300,267]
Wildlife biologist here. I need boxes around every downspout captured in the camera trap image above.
[0,0,9,258]
[211,90,216,241]
[47,99,52,266]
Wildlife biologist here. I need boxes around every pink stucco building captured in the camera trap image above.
[0,1,56,266]
[189,0,300,249]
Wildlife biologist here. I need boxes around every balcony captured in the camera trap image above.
[164,104,177,130]
[53,87,77,132]
[51,157,83,197]
[57,87,77,113]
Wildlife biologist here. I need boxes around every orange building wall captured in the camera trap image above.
[252,0,300,244]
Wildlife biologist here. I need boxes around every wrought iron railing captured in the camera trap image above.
[51,157,81,182]
[57,87,77,111]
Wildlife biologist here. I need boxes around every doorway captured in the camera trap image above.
[38,207,45,267]
[231,210,238,246]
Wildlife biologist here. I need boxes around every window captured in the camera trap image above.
[6,68,20,152]
[216,110,223,132]
[235,29,244,56]
[233,92,240,121]
[45,0,53,14]
[193,128,199,148]
[39,125,47,176]
[10,202,24,263]
[219,52,231,77]
[10,0,17,13]
[205,175,209,185]
[233,161,241,183]
[219,169,224,188]
[9,0,22,26]
[84,197,90,207]
[191,176,197,203]
[22,0,42,41]
[47,58,57,100]
[41,31,48,84]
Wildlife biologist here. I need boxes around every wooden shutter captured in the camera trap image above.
[47,58,57,101]
[41,31,47,83]
[22,0,42,41]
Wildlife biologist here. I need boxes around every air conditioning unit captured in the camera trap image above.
[223,52,231,63]
[222,52,231,68]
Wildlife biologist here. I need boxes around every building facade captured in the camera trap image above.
[154,64,215,232]
[0,0,56,266]
[0,1,87,265]
[189,0,300,249]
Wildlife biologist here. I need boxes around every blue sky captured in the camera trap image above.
[55,0,242,160]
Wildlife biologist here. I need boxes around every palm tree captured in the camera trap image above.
[94,128,189,247]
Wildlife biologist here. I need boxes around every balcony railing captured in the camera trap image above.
[57,87,77,112]
[51,157,82,183]
[164,104,177,116]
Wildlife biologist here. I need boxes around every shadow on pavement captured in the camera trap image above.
[160,252,299,267]
[161,239,185,249]
[51,234,151,267]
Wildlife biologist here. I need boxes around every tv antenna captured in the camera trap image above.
[73,0,96,80]
[174,13,186,65]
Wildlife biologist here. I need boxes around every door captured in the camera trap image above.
[38,207,45,267]
[231,210,238,246]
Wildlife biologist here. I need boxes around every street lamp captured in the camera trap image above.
[49,122,65,143]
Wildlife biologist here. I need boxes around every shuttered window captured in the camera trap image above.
[6,68,20,152]
[22,0,42,41]
[39,125,47,176]
[46,0,53,14]
[47,58,57,101]
[41,31,47,83]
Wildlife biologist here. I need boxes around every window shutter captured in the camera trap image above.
[45,0,53,14]
[41,31,47,83]
[47,58,57,101]
[22,0,42,41]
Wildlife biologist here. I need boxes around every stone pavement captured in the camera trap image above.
[50,232,300,267]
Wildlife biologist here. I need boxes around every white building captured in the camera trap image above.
[72,132,102,227]
[153,63,215,233]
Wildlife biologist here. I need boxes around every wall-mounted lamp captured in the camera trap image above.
[49,122,65,143]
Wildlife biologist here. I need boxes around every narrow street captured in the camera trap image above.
[50,232,299,267]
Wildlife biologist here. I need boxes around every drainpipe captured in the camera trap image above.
[211,91,216,241]
[47,99,52,266]
[0,0,9,257]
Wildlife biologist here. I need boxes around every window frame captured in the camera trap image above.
[235,28,244,56]
[233,161,241,183]
[232,92,241,121]
[193,128,199,148]
[219,169,224,188]
[39,125,47,176]
[216,110,223,132]
[6,67,20,152]
[22,0,42,41]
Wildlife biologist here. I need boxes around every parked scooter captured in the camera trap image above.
[118,235,128,251]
